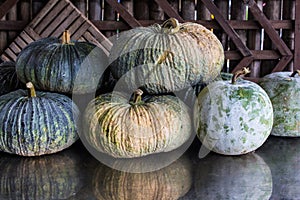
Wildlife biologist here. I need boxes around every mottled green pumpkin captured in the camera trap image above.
[92,154,192,200]
[0,61,23,95]
[109,18,224,94]
[15,31,107,94]
[0,82,79,156]
[0,148,84,199]
[195,153,272,199]
[83,89,192,158]
[194,68,273,155]
[259,71,300,137]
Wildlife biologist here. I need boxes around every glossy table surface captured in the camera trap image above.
[0,136,299,200]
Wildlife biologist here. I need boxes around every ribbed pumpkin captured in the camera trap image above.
[0,82,79,156]
[0,148,84,199]
[194,68,273,155]
[0,61,23,95]
[109,18,224,94]
[15,30,107,94]
[92,154,192,200]
[83,89,192,158]
[259,71,300,137]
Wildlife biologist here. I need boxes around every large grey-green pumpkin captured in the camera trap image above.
[15,31,106,94]
[259,71,300,136]
[0,61,23,95]
[109,18,224,94]
[194,68,273,155]
[0,82,79,156]
[83,89,192,158]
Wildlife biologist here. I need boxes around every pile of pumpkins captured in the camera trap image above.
[0,18,299,158]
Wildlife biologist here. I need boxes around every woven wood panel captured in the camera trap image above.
[1,0,112,62]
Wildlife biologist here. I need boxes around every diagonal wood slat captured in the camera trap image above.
[0,0,18,20]
[154,0,184,22]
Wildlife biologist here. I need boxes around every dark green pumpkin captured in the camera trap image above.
[0,82,79,156]
[0,61,23,95]
[15,31,108,94]
[109,18,224,94]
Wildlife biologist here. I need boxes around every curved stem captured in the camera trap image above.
[161,18,180,34]
[290,70,300,77]
[26,82,36,98]
[231,67,251,84]
[62,30,71,44]
[131,89,143,104]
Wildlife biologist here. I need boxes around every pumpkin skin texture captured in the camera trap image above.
[83,89,192,158]
[15,31,106,94]
[259,71,300,137]
[92,154,192,200]
[194,69,273,155]
[195,153,272,199]
[0,61,23,95]
[109,18,224,94]
[0,83,79,156]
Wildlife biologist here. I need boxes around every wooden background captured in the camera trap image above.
[0,0,298,80]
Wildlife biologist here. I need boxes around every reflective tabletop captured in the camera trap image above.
[0,136,299,200]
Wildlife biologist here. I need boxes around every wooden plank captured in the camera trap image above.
[225,50,281,60]
[67,16,86,38]
[87,26,112,51]
[103,0,117,37]
[14,36,28,49]
[2,47,17,61]
[105,0,141,28]
[154,0,184,22]
[89,0,101,20]
[294,0,300,70]
[7,42,21,54]
[7,3,17,41]
[0,21,27,30]
[23,27,41,41]
[51,10,81,37]
[32,0,46,17]
[72,0,86,16]
[83,31,110,56]
[134,0,149,20]
[0,0,18,20]
[72,21,91,39]
[197,1,211,20]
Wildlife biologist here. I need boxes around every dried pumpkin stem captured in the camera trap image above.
[290,70,300,77]
[231,67,251,84]
[132,89,143,104]
[62,30,71,44]
[161,18,180,34]
[26,82,36,98]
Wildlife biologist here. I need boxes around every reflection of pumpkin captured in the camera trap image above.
[0,61,23,95]
[0,82,79,156]
[15,30,106,94]
[93,154,192,200]
[195,153,272,199]
[109,18,224,94]
[259,71,300,136]
[83,89,192,158]
[195,68,273,155]
[258,137,300,199]
[0,148,84,200]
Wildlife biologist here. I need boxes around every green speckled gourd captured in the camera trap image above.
[0,82,79,156]
[83,89,192,158]
[15,30,106,94]
[109,18,224,94]
[194,68,273,155]
[259,71,300,137]
[0,149,83,199]
[0,61,23,95]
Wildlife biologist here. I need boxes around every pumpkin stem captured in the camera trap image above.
[161,18,180,34]
[62,30,71,44]
[290,70,300,77]
[131,89,143,104]
[26,82,36,98]
[231,67,251,84]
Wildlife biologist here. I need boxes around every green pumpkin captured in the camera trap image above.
[0,148,84,199]
[0,61,23,95]
[92,154,192,200]
[195,68,273,155]
[15,31,107,94]
[83,89,192,158]
[259,71,300,137]
[0,82,79,156]
[109,18,224,94]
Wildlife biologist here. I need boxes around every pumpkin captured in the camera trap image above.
[0,82,79,156]
[0,61,23,95]
[259,70,300,136]
[0,148,85,199]
[195,153,272,199]
[15,30,108,94]
[194,68,273,155]
[109,18,224,94]
[258,136,300,199]
[83,89,192,158]
[92,154,192,200]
